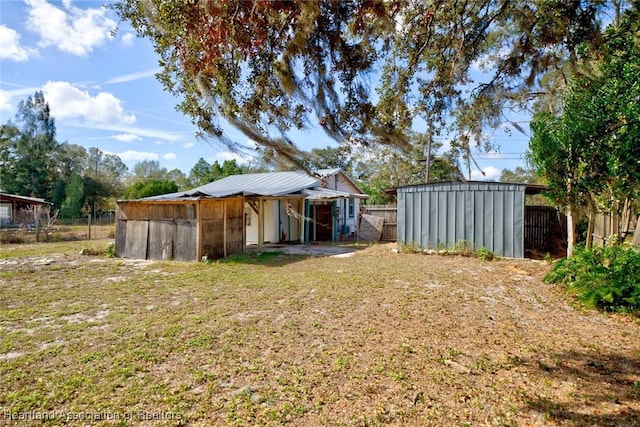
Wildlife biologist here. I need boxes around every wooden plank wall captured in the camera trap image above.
[123,220,149,259]
[174,220,197,261]
[148,221,173,260]
[361,205,397,241]
[116,198,243,261]
[200,198,244,259]
[223,198,245,256]
[116,201,198,261]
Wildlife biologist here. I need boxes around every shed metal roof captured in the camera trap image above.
[0,193,52,205]
[396,181,546,195]
[302,188,368,200]
[133,169,371,202]
[192,171,319,197]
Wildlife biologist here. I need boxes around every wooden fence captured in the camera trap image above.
[524,205,566,256]
[592,211,638,246]
[361,204,397,241]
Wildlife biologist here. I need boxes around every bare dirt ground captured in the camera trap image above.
[1,242,639,426]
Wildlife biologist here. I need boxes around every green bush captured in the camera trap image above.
[105,242,116,258]
[545,245,640,312]
[474,247,495,261]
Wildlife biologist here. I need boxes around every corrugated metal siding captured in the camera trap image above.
[398,182,526,258]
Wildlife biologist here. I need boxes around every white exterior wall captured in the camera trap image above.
[0,203,11,221]
[245,200,278,244]
[326,171,363,236]
[278,199,302,242]
[332,197,360,236]
[244,171,365,243]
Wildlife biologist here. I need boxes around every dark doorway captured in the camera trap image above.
[524,205,566,258]
[315,204,333,241]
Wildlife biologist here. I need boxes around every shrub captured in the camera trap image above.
[474,247,495,261]
[545,245,640,312]
[105,242,116,258]
[453,240,474,256]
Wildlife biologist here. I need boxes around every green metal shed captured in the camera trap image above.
[397,182,550,258]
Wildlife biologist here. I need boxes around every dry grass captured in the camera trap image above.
[1,241,639,426]
[0,225,114,245]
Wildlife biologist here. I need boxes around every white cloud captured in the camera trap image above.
[0,85,42,112]
[162,153,177,161]
[482,151,507,160]
[42,81,135,126]
[25,0,116,56]
[0,92,11,111]
[0,25,36,62]
[101,125,182,142]
[215,151,251,164]
[121,32,135,46]
[112,133,141,142]
[112,150,159,162]
[470,166,501,181]
[182,142,195,149]
[103,68,160,85]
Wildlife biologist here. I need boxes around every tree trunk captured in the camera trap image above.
[35,205,40,243]
[632,215,640,247]
[621,198,632,241]
[586,210,594,249]
[566,206,576,257]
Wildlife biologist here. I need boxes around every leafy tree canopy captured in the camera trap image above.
[123,180,179,200]
[499,166,539,184]
[1,91,59,199]
[114,0,622,169]
[188,158,244,186]
[527,4,640,252]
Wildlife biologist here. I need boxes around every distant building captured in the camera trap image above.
[0,193,52,227]
[116,169,368,261]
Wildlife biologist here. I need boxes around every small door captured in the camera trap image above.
[315,204,333,241]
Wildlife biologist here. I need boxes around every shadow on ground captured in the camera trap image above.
[522,349,640,426]
[217,242,368,265]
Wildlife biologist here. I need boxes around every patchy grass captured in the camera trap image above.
[0,225,114,246]
[1,243,639,426]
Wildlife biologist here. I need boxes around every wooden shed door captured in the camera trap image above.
[315,204,333,241]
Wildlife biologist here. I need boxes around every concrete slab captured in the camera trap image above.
[246,243,360,257]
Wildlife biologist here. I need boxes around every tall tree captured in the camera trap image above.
[353,135,461,204]
[114,0,619,169]
[60,174,84,218]
[189,158,213,187]
[166,168,192,190]
[499,167,539,184]
[123,180,178,199]
[303,146,354,173]
[1,91,59,199]
[211,159,243,181]
[0,124,20,191]
[189,158,244,186]
[132,159,166,181]
[528,4,640,254]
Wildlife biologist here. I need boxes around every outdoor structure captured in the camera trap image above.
[115,169,368,261]
[0,193,52,227]
[116,197,244,261]
[397,182,562,258]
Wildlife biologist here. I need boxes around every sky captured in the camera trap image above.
[0,0,531,180]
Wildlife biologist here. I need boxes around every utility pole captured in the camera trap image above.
[94,152,98,225]
[424,132,432,184]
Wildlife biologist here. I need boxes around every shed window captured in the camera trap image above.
[348,198,355,218]
[0,204,10,221]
